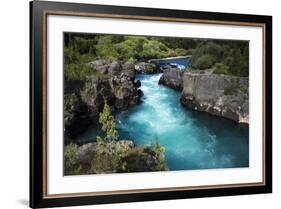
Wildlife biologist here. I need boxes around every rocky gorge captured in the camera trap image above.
[63,34,250,174]
[64,58,170,175]
[64,59,150,143]
[64,58,249,174]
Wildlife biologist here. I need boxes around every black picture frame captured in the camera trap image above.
[30,0,272,208]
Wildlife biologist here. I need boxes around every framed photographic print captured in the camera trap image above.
[30,0,272,208]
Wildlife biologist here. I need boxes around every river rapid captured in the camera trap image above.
[79,73,249,171]
[115,73,249,170]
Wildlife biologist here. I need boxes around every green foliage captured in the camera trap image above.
[213,63,230,75]
[190,41,249,76]
[64,63,94,81]
[96,135,105,145]
[90,141,118,173]
[192,54,214,69]
[64,33,189,63]
[64,46,80,64]
[225,47,249,77]
[190,41,223,70]
[72,37,96,54]
[64,143,82,175]
[93,36,180,61]
[138,39,176,60]
[112,144,167,173]
[115,36,146,60]
[99,104,119,140]
[174,48,189,56]
[64,33,249,77]
[153,142,167,171]
[159,37,200,50]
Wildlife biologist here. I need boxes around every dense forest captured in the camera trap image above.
[64,33,249,81]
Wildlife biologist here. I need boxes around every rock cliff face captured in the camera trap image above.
[135,62,158,74]
[180,71,249,123]
[158,68,183,90]
[64,59,143,142]
[64,93,92,144]
[158,68,249,123]
[80,72,143,115]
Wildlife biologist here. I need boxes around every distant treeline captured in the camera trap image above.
[64,33,249,80]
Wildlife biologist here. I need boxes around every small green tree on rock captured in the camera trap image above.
[99,103,119,140]
[153,142,167,171]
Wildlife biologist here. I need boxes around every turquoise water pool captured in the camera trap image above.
[115,74,249,170]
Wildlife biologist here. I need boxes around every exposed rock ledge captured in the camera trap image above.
[159,69,249,124]
[158,68,183,90]
[180,71,249,124]
[64,60,143,142]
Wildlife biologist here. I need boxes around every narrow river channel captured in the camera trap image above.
[79,73,249,171]
[115,73,249,170]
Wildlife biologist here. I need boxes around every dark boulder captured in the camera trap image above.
[158,68,183,90]
[135,62,157,74]
[64,93,92,143]
[134,80,141,88]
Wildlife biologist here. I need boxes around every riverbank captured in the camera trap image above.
[159,68,249,124]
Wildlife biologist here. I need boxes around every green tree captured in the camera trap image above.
[99,103,119,140]
[213,62,230,75]
[193,54,214,69]
[153,142,167,171]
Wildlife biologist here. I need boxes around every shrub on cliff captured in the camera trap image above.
[192,54,214,69]
[70,36,97,55]
[213,63,230,75]
[64,63,94,81]
[89,141,167,174]
[225,47,249,77]
[99,103,119,140]
[64,143,82,175]
[153,142,167,171]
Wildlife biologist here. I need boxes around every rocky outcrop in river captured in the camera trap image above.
[159,68,249,123]
[181,71,249,123]
[134,62,158,74]
[158,68,183,90]
[64,59,143,142]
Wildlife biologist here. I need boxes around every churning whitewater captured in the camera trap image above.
[115,74,249,170]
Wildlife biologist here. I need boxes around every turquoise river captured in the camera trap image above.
[81,73,249,171]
